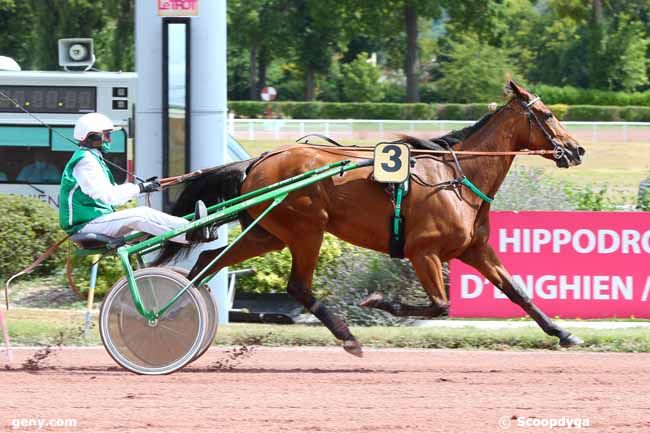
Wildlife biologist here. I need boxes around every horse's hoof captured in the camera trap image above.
[343,339,363,358]
[359,292,384,309]
[559,334,583,348]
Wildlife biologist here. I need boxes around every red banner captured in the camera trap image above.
[449,211,650,319]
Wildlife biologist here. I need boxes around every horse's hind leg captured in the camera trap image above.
[360,253,449,317]
[460,242,582,347]
[286,233,363,357]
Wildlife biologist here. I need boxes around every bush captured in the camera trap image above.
[228,101,650,121]
[0,195,67,281]
[312,247,449,326]
[548,104,569,120]
[530,84,650,106]
[66,254,126,298]
[637,178,650,211]
[383,81,406,102]
[564,184,614,211]
[563,105,619,121]
[341,53,384,102]
[231,231,346,294]
[492,166,574,211]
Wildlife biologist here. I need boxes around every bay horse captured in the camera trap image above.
[155,81,586,357]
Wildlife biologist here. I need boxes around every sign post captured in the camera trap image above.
[261,86,277,118]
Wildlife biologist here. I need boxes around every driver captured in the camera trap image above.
[59,112,213,244]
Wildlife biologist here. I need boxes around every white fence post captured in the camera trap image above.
[592,123,597,143]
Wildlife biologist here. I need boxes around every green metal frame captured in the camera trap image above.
[76,154,492,322]
[99,158,375,321]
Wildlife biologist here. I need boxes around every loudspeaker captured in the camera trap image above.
[58,38,95,69]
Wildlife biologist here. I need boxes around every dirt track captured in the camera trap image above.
[1,347,649,433]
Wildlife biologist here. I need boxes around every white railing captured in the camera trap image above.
[229,119,650,145]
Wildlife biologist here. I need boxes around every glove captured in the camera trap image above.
[138,180,161,193]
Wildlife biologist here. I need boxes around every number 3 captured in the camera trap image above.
[381,145,402,173]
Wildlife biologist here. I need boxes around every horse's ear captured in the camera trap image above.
[504,82,514,97]
[508,80,531,99]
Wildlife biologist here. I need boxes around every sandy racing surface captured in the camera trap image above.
[1,347,650,433]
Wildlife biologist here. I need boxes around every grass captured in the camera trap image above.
[3,308,650,352]
[238,137,650,198]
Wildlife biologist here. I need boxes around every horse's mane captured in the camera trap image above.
[400,111,496,150]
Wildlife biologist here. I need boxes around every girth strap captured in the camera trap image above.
[389,181,408,259]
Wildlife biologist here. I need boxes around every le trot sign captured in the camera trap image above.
[450,211,650,319]
[158,0,199,17]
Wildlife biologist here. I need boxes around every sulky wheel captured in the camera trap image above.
[99,267,207,375]
[166,267,219,363]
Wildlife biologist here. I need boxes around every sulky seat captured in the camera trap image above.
[69,232,126,250]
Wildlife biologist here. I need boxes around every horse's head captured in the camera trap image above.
[506,80,585,168]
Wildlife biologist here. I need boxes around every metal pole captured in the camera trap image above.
[83,257,99,338]
[0,302,11,364]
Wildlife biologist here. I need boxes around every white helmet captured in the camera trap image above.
[73,112,115,141]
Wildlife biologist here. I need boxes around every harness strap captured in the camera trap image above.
[295,133,346,147]
[442,144,494,204]
[461,177,494,204]
[4,235,70,309]
[2,234,71,365]
[389,182,407,259]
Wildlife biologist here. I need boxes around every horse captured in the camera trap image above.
[154,81,586,357]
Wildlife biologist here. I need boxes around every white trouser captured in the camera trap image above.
[79,206,191,243]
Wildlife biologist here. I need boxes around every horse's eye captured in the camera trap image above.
[545,112,553,120]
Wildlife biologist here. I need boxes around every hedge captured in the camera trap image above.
[528,84,650,107]
[229,101,650,121]
[0,195,67,280]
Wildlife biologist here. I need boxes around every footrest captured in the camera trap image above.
[70,233,126,250]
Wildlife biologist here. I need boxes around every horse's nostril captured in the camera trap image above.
[577,146,585,156]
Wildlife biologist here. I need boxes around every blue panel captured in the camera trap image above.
[227,134,250,161]
[50,127,76,151]
[52,127,126,153]
[0,126,49,147]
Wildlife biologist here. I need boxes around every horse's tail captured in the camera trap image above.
[152,158,257,266]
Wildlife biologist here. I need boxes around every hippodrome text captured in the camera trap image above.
[451,211,650,318]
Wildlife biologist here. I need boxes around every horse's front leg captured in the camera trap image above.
[285,232,363,357]
[460,241,582,347]
[360,253,449,318]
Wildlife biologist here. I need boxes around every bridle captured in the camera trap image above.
[518,95,566,160]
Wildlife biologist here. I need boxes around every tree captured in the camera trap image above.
[287,0,353,100]
[228,0,267,100]
[353,0,442,102]
[228,0,298,100]
[0,1,36,69]
[604,16,648,91]
[111,0,134,71]
[341,52,384,102]
[433,34,519,102]
[29,0,108,70]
